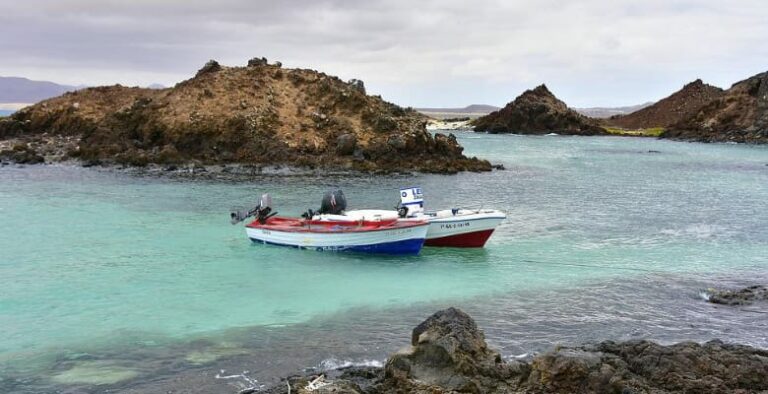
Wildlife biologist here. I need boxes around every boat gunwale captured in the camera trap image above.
[246,216,428,234]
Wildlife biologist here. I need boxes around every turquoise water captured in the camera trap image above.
[1,133,767,391]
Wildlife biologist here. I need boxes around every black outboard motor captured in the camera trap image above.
[231,193,277,224]
[317,189,347,215]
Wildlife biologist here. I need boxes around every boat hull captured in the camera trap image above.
[344,209,506,248]
[425,215,505,247]
[245,221,428,255]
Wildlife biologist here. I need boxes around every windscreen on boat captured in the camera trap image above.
[318,189,347,214]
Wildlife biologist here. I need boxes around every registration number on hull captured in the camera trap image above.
[439,222,471,229]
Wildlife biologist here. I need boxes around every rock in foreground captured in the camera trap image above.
[0,59,491,174]
[473,85,607,135]
[266,308,768,394]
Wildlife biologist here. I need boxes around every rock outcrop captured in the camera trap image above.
[266,308,768,394]
[664,71,768,143]
[607,79,724,129]
[0,60,491,174]
[473,85,607,135]
[380,307,523,393]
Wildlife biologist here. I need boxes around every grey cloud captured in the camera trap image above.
[2,0,767,106]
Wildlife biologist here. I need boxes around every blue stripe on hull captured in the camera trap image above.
[249,237,425,255]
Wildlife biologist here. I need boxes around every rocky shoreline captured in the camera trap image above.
[261,306,768,394]
[0,133,486,178]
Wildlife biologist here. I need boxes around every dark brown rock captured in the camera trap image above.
[0,143,44,164]
[267,308,768,394]
[607,79,724,129]
[380,308,523,393]
[335,133,357,155]
[473,85,607,135]
[195,60,222,77]
[247,57,268,67]
[664,71,768,143]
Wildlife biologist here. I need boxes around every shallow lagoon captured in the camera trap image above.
[1,133,767,392]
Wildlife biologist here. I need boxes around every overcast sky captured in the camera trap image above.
[2,0,767,107]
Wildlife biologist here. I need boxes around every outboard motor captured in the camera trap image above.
[318,189,347,215]
[398,187,424,217]
[230,193,277,224]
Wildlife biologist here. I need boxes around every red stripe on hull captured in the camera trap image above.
[425,229,495,248]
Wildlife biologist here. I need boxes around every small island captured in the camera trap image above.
[0,59,492,174]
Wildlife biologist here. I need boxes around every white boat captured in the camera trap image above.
[342,187,506,248]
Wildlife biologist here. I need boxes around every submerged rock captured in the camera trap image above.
[705,285,768,305]
[268,308,768,394]
[51,360,139,385]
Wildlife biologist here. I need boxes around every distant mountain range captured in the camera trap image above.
[418,103,653,120]
[0,76,82,103]
[573,103,654,119]
[0,76,167,106]
[416,105,501,119]
[417,104,501,114]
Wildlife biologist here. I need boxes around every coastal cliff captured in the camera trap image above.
[472,85,607,135]
[663,71,768,143]
[265,308,768,394]
[0,59,491,174]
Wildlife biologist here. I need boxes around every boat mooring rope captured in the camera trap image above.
[518,258,658,273]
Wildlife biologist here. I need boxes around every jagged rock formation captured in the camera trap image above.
[473,85,607,135]
[664,71,768,143]
[381,307,523,393]
[265,308,768,394]
[0,60,491,174]
[607,79,724,129]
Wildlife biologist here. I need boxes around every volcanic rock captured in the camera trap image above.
[473,85,607,135]
[608,79,724,129]
[335,133,357,155]
[0,61,491,174]
[196,60,222,77]
[247,57,268,67]
[664,71,768,143]
[0,142,44,164]
[381,307,521,393]
[268,308,768,394]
